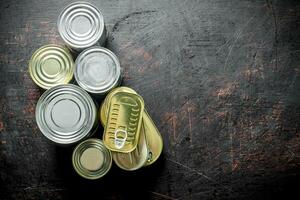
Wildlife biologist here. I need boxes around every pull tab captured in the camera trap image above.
[147,151,153,163]
[114,129,127,149]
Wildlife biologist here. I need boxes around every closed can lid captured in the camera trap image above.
[57,2,105,51]
[100,87,163,166]
[29,45,74,89]
[72,138,112,179]
[75,47,121,95]
[36,84,97,145]
[103,91,144,153]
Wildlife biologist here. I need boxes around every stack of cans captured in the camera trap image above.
[101,87,163,170]
[28,2,163,180]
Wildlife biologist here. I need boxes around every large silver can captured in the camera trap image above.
[35,84,98,145]
[74,46,122,97]
[57,2,107,52]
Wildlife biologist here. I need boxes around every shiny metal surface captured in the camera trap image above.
[100,87,163,166]
[75,47,121,95]
[57,2,106,52]
[103,91,144,153]
[72,138,112,179]
[35,84,97,145]
[29,44,74,89]
[112,124,148,171]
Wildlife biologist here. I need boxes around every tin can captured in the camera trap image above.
[100,87,163,166]
[57,2,107,52]
[112,123,149,171]
[35,84,98,145]
[74,47,121,96]
[103,91,144,153]
[29,44,74,89]
[72,138,112,179]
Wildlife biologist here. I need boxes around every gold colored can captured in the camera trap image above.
[103,91,144,153]
[72,138,112,179]
[29,44,74,89]
[100,87,163,167]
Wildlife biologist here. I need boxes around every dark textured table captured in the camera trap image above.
[0,0,300,199]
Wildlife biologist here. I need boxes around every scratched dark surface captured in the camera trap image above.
[0,0,300,199]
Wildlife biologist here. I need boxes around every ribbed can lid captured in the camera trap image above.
[100,87,163,166]
[29,45,74,89]
[35,84,97,145]
[75,47,121,94]
[103,91,144,153]
[57,2,105,51]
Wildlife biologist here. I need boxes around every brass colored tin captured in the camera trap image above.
[29,45,74,89]
[72,138,112,179]
[112,124,149,171]
[103,91,144,153]
[100,87,163,166]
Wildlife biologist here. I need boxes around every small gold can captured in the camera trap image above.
[72,138,112,179]
[29,44,74,89]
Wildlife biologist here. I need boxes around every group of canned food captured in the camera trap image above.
[28,2,163,179]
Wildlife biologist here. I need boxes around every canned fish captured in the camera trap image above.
[57,2,107,52]
[112,124,148,171]
[36,84,98,145]
[72,138,112,179]
[29,44,74,89]
[74,47,121,96]
[103,91,144,153]
[100,87,163,166]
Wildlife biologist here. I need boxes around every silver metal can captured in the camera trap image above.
[57,2,107,52]
[35,84,98,145]
[74,47,121,96]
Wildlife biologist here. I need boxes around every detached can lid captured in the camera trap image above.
[57,2,105,51]
[75,47,121,95]
[72,138,112,179]
[35,84,97,145]
[29,45,74,89]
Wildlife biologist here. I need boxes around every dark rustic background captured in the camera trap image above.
[0,0,300,199]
